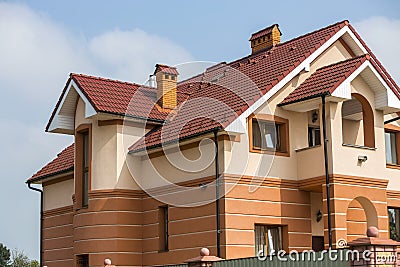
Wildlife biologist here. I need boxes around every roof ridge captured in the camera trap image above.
[228,20,349,66]
[70,73,142,87]
[275,20,348,48]
[316,54,369,71]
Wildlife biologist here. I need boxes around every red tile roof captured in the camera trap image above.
[45,74,170,132]
[249,24,281,41]
[39,19,400,167]
[279,55,370,106]
[154,64,179,75]
[129,20,351,153]
[28,144,74,182]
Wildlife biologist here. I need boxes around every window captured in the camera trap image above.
[250,115,289,156]
[308,126,321,147]
[82,132,89,207]
[76,254,89,267]
[388,208,400,241]
[252,120,280,150]
[171,75,176,80]
[165,74,170,79]
[385,131,399,165]
[159,206,169,251]
[75,124,91,209]
[255,225,283,256]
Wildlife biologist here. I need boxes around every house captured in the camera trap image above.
[27,20,400,267]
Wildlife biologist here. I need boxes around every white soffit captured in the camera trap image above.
[333,61,400,112]
[47,80,97,133]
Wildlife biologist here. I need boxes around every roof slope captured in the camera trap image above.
[28,144,74,182]
[279,55,370,106]
[45,74,171,132]
[129,20,350,153]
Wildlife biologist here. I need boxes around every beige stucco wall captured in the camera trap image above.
[328,76,388,179]
[224,40,352,180]
[43,178,74,210]
[75,97,147,191]
[310,192,324,236]
[136,138,224,189]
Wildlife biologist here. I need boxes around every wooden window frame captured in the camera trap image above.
[158,205,169,252]
[75,124,92,209]
[249,114,290,157]
[385,124,400,169]
[254,224,288,256]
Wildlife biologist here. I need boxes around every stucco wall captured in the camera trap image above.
[43,178,74,211]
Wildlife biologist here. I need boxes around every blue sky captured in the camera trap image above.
[0,0,399,260]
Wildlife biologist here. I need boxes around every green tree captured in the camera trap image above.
[0,243,11,267]
[10,249,38,267]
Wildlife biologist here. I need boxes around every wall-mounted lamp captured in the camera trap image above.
[358,155,368,163]
[316,210,322,222]
[312,111,318,123]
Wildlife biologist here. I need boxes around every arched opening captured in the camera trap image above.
[342,93,375,147]
[346,196,378,242]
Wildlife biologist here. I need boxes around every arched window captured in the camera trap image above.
[342,93,375,148]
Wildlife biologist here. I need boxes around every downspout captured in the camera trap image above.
[27,182,43,267]
[321,95,333,249]
[214,129,221,257]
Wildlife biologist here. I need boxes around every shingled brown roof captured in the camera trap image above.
[28,144,74,182]
[279,55,370,106]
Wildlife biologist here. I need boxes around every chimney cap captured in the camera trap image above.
[154,64,179,75]
[249,24,281,41]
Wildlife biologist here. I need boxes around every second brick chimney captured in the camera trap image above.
[249,24,281,54]
[154,64,179,109]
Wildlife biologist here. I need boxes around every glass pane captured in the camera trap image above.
[315,128,321,146]
[252,120,262,149]
[385,132,397,164]
[255,225,267,256]
[83,133,89,168]
[389,208,400,241]
[267,227,282,254]
[82,172,89,207]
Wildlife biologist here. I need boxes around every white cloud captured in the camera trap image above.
[0,2,192,259]
[355,17,400,83]
[88,28,193,83]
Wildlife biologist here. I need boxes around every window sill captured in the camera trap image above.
[342,144,377,151]
[158,249,169,253]
[295,145,321,152]
[250,148,290,157]
[387,164,400,170]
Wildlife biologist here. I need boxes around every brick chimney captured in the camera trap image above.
[249,24,281,54]
[154,64,179,109]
